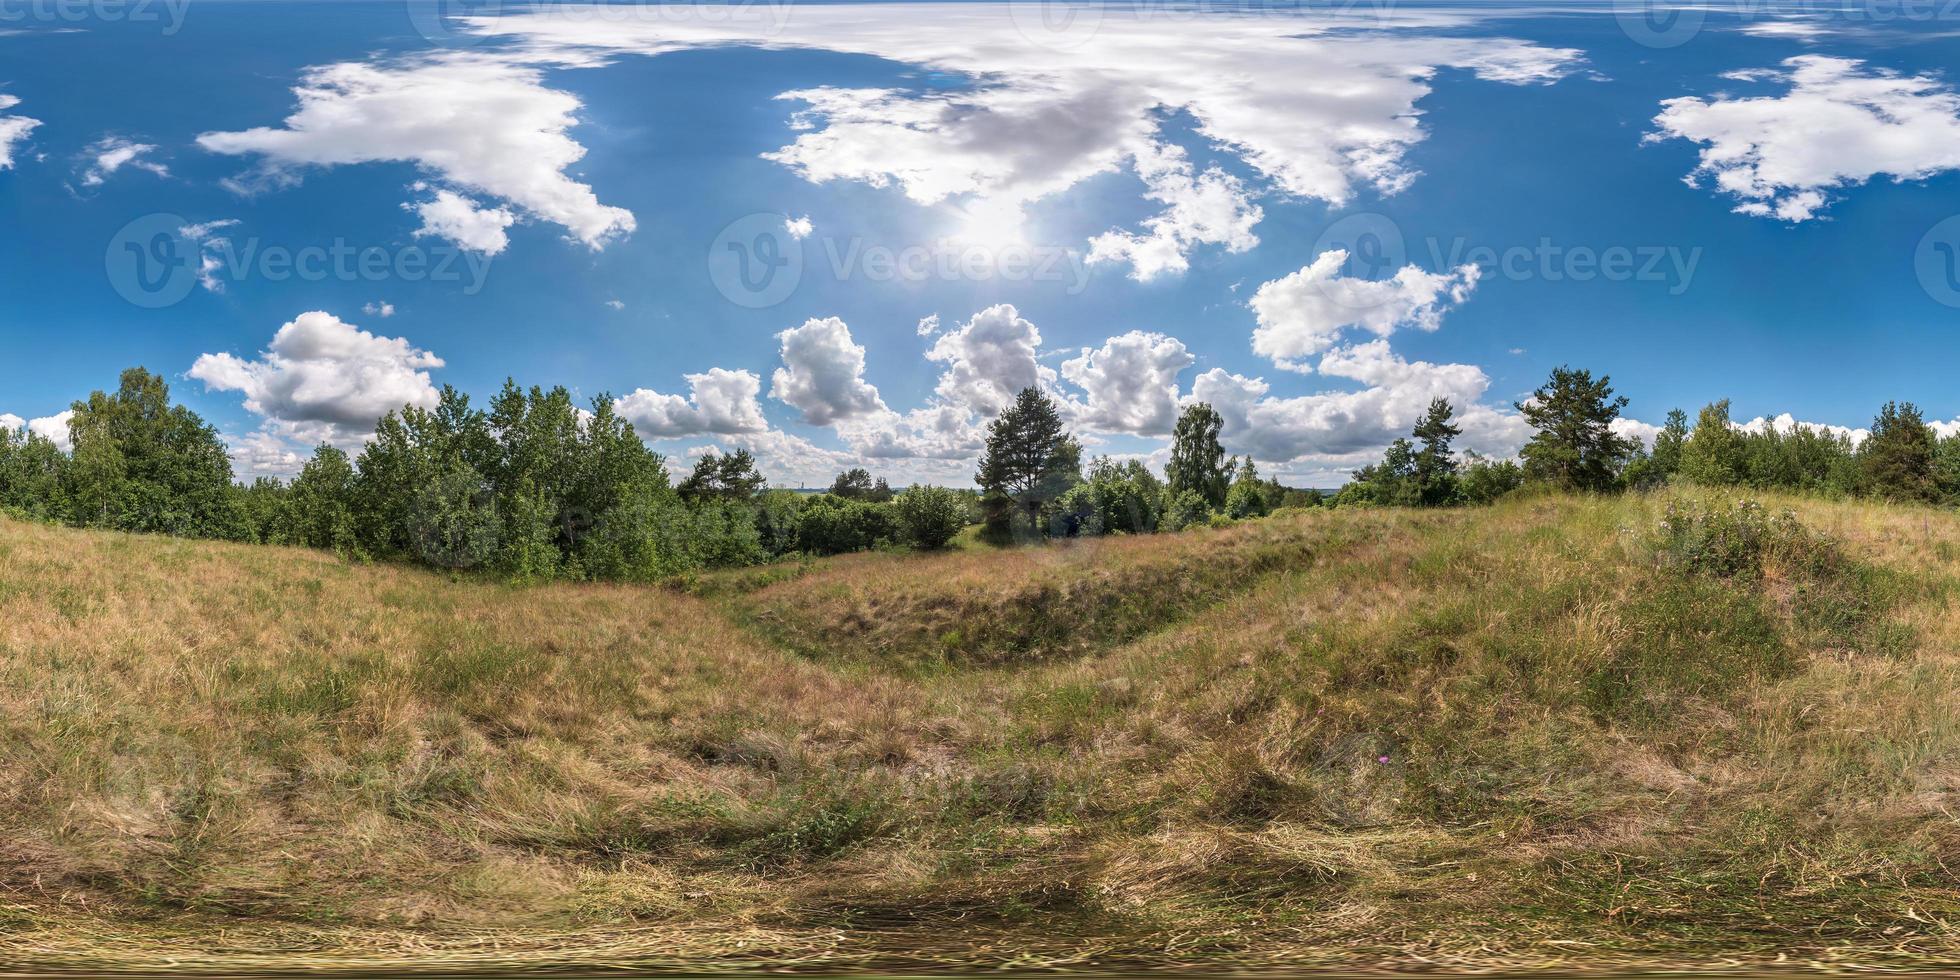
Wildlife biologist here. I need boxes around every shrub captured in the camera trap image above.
[1653,498,1833,579]
[893,485,968,550]
[1161,488,1213,532]
[795,495,895,555]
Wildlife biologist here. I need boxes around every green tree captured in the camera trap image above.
[892,485,969,550]
[61,367,241,538]
[1166,403,1231,509]
[1410,398,1461,506]
[1861,401,1937,502]
[678,449,768,503]
[1679,400,1747,486]
[1516,366,1633,492]
[827,468,893,502]
[1225,457,1271,519]
[286,444,360,554]
[975,387,1081,537]
[1651,408,1689,478]
[0,425,65,520]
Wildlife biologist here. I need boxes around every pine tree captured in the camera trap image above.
[975,387,1080,534]
[1861,401,1936,502]
[1410,398,1462,506]
[1516,366,1633,492]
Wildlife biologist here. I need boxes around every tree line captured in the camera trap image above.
[1340,366,1960,506]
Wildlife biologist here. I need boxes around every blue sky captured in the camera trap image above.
[2,0,1959,487]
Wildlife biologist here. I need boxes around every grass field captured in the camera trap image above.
[3,490,1960,973]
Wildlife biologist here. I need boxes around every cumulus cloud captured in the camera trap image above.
[1059,331,1194,436]
[1250,250,1480,371]
[770,316,889,426]
[784,214,814,239]
[362,300,396,317]
[617,368,768,439]
[1738,411,1869,444]
[79,136,167,186]
[411,188,517,254]
[466,3,1579,272]
[0,94,41,170]
[1189,340,1526,465]
[1087,142,1262,280]
[198,55,634,251]
[915,313,940,337]
[188,311,445,438]
[0,413,20,432]
[925,303,1054,419]
[28,410,74,452]
[1651,55,1960,221]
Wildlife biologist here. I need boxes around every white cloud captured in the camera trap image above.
[1651,55,1960,221]
[1611,417,1663,451]
[198,55,634,250]
[362,300,396,317]
[1087,141,1262,280]
[467,3,1579,271]
[1737,411,1869,445]
[28,410,73,452]
[411,187,517,255]
[925,302,1053,419]
[0,413,20,432]
[179,219,241,293]
[770,316,889,426]
[79,136,167,186]
[617,367,768,439]
[0,94,41,170]
[227,429,311,481]
[605,299,625,310]
[1189,340,1526,465]
[188,311,445,439]
[784,214,814,239]
[1736,20,1828,41]
[1250,250,1480,371]
[915,313,940,337]
[1059,331,1194,435]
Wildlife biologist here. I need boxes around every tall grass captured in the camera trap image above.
[1,490,1958,971]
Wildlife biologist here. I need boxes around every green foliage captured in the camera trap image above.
[1409,398,1461,506]
[976,387,1081,539]
[60,368,243,538]
[795,495,896,555]
[1050,457,1163,537]
[1516,366,1633,492]
[828,468,893,502]
[1167,403,1232,510]
[679,449,769,503]
[1455,453,1523,505]
[1679,400,1748,487]
[1225,457,1271,519]
[892,485,968,550]
[1860,401,1937,502]
[1160,488,1213,532]
[1653,498,1831,580]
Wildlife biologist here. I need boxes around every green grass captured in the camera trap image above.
[1,490,1959,972]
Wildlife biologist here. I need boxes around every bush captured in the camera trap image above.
[893,486,968,550]
[1161,489,1212,532]
[1653,498,1833,579]
[795,495,895,556]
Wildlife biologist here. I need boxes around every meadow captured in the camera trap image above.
[2,488,1958,972]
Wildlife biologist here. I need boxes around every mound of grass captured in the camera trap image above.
[727,509,1390,667]
[3,492,1960,973]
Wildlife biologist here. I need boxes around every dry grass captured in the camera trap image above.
[2,490,1960,972]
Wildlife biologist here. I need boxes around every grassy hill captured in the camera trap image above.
[2,491,1959,972]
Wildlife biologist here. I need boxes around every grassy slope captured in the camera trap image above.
[2,492,1959,971]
